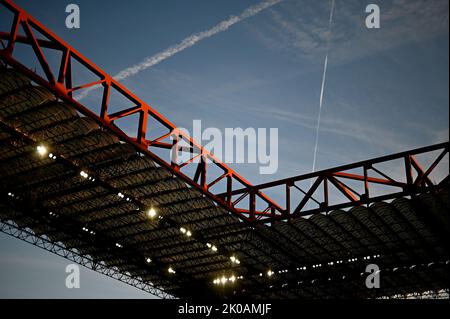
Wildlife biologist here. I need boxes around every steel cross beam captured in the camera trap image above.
[0,0,448,225]
[0,220,175,299]
[221,142,449,222]
[0,0,282,224]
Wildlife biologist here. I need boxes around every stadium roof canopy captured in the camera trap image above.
[1,68,448,299]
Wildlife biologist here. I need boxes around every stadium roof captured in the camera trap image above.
[1,68,448,298]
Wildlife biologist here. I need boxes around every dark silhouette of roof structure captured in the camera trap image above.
[1,68,448,298]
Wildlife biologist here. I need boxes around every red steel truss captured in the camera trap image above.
[220,142,449,222]
[0,0,448,224]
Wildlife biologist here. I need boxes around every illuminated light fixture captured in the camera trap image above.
[90,230,95,235]
[180,227,186,234]
[229,275,236,283]
[147,208,157,219]
[267,270,274,277]
[220,276,227,284]
[36,145,48,156]
[118,192,124,198]
[206,243,212,248]
[259,273,263,277]
[115,243,123,248]
[230,256,236,263]
[80,170,88,179]
[211,245,218,252]
[168,267,176,274]
[213,279,219,285]
[146,257,152,263]
[186,230,192,237]
[48,153,57,160]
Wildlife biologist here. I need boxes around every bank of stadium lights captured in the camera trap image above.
[48,153,57,160]
[79,170,95,182]
[180,227,192,237]
[267,270,274,277]
[48,212,60,218]
[168,267,176,274]
[213,275,239,285]
[206,242,218,252]
[230,256,240,264]
[82,226,96,235]
[147,207,157,219]
[363,254,381,260]
[115,243,123,248]
[36,145,48,156]
[116,192,131,201]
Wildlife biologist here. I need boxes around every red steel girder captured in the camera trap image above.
[0,0,282,224]
[222,142,449,221]
[0,0,448,224]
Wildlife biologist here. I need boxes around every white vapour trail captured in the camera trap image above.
[76,0,282,100]
[311,0,335,173]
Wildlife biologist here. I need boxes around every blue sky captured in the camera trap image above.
[0,0,448,298]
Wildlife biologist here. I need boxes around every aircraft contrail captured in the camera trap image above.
[76,0,283,100]
[311,0,335,174]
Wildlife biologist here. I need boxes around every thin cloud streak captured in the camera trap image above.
[312,0,335,173]
[76,0,282,100]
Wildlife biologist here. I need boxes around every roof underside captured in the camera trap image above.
[0,67,449,299]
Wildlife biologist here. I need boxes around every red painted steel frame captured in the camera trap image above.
[0,0,448,224]
[222,142,449,221]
